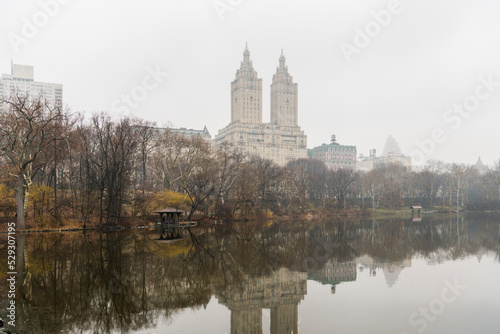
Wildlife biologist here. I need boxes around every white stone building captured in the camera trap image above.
[1,61,63,110]
[358,136,412,172]
[214,46,307,166]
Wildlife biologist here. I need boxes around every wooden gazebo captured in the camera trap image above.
[153,207,190,240]
[410,205,422,213]
[153,207,188,225]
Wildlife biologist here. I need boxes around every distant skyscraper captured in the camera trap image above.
[0,61,63,110]
[382,135,402,156]
[231,44,263,124]
[271,49,298,127]
[215,46,307,166]
[358,135,411,171]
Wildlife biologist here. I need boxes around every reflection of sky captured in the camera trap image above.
[136,254,500,334]
[134,296,231,334]
[302,255,500,334]
[130,252,500,334]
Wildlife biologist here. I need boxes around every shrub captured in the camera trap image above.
[28,183,54,226]
[148,190,191,213]
[0,183,16,217]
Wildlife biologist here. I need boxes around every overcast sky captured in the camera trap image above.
[1,0,499,166]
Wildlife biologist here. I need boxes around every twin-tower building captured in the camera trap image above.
[214,45,307,166]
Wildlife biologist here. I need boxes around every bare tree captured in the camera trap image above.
[0,93,65,229]
[448,163,468,209]
[254,158,281,212]
[176,136,214,219]
[212,144,243,218]
[362,169,385,212]
[492,160,500,202]
[77,114,139,226]
[134,120,157,194]
[326,168,359,212]
[287,159,310,208]
[150,129,186,191]
[379,163,407,212]
[231,161,258,217]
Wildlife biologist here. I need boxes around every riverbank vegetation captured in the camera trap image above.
[1,94,500,230]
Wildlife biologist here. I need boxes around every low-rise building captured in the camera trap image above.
[171,125,211,141]
[308,135,357,171]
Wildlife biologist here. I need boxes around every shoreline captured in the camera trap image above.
[1,208,498,234]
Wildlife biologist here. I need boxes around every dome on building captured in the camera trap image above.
[473,157,488,175]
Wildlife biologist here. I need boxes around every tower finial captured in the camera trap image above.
[279,49,285,68]
[243,43,250,62]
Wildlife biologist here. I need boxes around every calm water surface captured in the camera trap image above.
[1,213,499,334]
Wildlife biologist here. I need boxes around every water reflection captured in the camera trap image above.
[357,255,411,287]
[308,259,357,293]
[217,268,306,334]
[0,213,499,333]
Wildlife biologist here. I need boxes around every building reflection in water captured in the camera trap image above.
[217,268,307,334]
[307,259,357,294]
[357,255,412,287]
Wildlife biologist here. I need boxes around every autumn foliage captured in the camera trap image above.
[0,183,16,217]
[149,190,191,212]
[2,95,500,230]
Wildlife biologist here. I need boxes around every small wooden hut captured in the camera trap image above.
[153,207,188,225]
[153,208,197,240]
[410,205,422,213]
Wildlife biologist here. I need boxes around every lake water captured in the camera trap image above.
[1,213,499,333]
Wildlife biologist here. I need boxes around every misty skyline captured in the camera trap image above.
[2,0,499,166]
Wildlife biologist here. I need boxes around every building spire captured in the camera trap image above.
[279,49,285,68]
[243,43,250,62]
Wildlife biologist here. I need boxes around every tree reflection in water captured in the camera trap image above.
[0,213,498,333]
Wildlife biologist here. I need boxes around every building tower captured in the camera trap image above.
[1,62,63,111]
[382,135,402,156]
[216,268,307,334]
[270,50,298,127]
[231,44,263,124]
[215,46,307,166]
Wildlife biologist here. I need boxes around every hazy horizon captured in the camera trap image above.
[2,0,499,166]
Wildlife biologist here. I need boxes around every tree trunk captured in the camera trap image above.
[16,173,26,230]
[54,140,58,221]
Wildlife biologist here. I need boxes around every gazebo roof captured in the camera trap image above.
[153,207,187,214]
